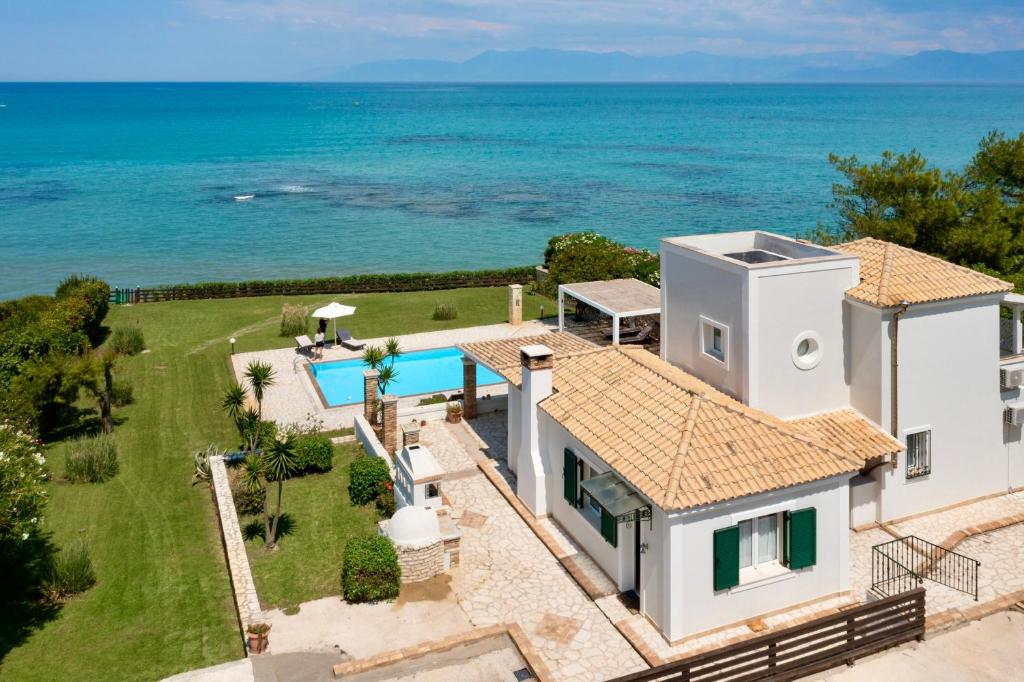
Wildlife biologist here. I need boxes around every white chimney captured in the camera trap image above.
[517,344,553,516]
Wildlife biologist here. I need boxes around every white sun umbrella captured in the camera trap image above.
[311,301,356,345]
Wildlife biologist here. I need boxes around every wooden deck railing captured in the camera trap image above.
[609,588,925,682]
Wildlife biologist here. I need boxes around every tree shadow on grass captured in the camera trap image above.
[0,535,61,665]
[242,513,296,544]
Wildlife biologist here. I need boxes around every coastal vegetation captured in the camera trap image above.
[0,285,550,681]
[541,231,660,297]
[806,130,1024,288]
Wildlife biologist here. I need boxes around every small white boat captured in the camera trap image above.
[234,194,255,202]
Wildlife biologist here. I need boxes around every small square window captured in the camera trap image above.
[700,316,729,368]
[906,430,931,479]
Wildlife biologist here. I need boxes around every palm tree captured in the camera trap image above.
[239,453,269,543]
[377,364,399,395]
[222,382,248,437]
[244,360,276,421]
[263,436,298,549]
[383,337,402,364]
[238,407,262,453]
[361,345,385,371]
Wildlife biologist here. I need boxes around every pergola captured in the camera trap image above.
[557,278,661,344]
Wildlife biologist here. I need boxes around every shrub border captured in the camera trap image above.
[110,266,535,303]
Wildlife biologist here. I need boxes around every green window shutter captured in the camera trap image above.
[600,507,618,547]
[713,526,740,591]
[562,449,578,506]
[784,508,817,570]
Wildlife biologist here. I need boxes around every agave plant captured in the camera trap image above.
[190,444,220,486]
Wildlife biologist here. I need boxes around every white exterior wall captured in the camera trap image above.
[541,415,638,592]
[846,302,885,425]
[507,384,521,475]
[666,477,850,641]
[875,296,1009,520]
[752,265,856,418]
[661,243,748,400]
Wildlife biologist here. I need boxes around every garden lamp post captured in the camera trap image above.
[230,337,236,355]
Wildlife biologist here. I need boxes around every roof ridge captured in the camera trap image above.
[664,394,703,507]
[876,241,895,304]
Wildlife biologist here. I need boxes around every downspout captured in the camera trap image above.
[890,300,911,468]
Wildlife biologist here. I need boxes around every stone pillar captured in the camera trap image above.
[363,369,379,424]
[381,394,399,455]
[402,421,420,448]
[462,357,478,419]
[508,284,523,326]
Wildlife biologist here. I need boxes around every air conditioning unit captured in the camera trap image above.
[1000,368,1024,391]
[1004,402,1024,426]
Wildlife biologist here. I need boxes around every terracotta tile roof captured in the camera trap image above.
[459,332,600,386]
[539,347,862,511]
[789,409,903,468]
[838,238,1011,307]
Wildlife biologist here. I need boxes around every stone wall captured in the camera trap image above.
[209,455,263,640]
[395,540,444,584]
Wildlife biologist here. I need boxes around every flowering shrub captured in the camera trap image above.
[541,232,660,296]
[0,422,48,546]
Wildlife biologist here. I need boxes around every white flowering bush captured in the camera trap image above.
[0,422,48,546]
[541,231,661,296]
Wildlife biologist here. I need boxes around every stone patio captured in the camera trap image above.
[420,420,646,680]
[230,321,553,430]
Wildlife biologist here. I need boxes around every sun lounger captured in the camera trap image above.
[618,326,653,345]
[295,335,314,354]
[336,328,365,350]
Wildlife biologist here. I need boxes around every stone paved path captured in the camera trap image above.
[889,491,1024,544]
[421,421,646,681]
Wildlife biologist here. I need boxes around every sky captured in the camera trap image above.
[1,0,1022,80]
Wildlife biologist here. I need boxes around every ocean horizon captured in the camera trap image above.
[2,82,1023,299]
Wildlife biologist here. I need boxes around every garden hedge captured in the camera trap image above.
[348,456,391,505]
[341,536,401,603]
[110,266,535,303]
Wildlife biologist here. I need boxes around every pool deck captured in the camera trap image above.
[230,320,556,431]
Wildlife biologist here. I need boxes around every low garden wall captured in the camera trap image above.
[209,455,262,643]
[110,266,535,303]
[353,414,395,477]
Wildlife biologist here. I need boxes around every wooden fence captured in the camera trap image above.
[610,588,925,682]
[109,267,535,304]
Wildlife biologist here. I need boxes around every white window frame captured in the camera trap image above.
[699,315,729,369]
[904,427,932,479]
[578,460,603,532]
[736,512,785,585]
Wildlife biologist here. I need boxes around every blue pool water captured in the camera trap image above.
[311,346,504,406]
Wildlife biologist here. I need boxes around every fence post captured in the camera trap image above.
[768,641,777,672]
[845,615,856,666]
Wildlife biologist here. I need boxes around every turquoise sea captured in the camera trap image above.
[1,83,1023,299]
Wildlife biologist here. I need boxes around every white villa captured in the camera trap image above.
[458,230,1022,643]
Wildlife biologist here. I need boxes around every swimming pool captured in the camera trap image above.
[310,346,505,407]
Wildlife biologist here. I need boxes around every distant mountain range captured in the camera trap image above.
[330,48,1024,83]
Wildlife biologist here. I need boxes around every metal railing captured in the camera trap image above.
[872,535,980,600]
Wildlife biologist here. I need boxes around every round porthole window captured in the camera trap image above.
[792,332,823,370]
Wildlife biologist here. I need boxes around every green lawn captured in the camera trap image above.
[0,285,551,682]
[242,442,381,610]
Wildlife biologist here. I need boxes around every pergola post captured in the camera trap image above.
[557,286,565,332]
[363,369,380,424]
[381,394,398,455]
[1014,306,1023,354]
[612,313,620,345]
[462,356,478,419]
